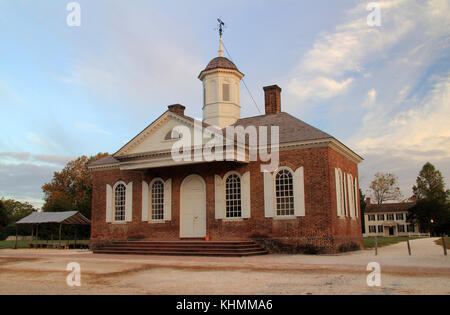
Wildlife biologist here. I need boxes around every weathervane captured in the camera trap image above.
[215,18,226,57]
[216,18,225,38]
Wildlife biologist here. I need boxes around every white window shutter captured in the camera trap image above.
[347,174,352,217]
[125,182,133,222]
[164,179,172,221]
[106,184,112,223]
[335,169,342,217]
[343,173,348,216]
[142,181,149,222]
[354,178,359,218]
[264,172,274,218]
[242,172,251,218]
[294,167,306,217]
[215,175,224,219]
[348,174,355,218]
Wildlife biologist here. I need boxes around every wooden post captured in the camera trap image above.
[442,236,447,256]
[14,225,18,249]
[36,224,39,244]
[74,228,77,247]
[406,236,411,256]
[374,236,378,256]
[59,224,62,242]
[30,225,34,245]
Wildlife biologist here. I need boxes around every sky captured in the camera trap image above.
[0,0,449,209]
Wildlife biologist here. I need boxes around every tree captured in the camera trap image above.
[0,198,36,240]
[1,198,35,223]
[0,200,9,230]
[412,162,450,202]
[409,163,450,235]
[369,172,403,204]
[42,153,109,219]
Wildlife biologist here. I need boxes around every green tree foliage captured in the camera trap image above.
[413,162,450,202]
[42,153,109,219]
[0,198,36,240]
[1,198,35,223]
[0,200,9,229]
[369,172,403,204]
[409,162,450,235]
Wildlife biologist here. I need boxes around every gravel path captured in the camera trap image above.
[0,238,448,295]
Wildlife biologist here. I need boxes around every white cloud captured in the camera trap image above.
[285,0,449,104]
[353,73,450,198]
[353,74,450,156]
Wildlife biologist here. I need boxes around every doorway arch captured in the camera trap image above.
[180,174,206,238]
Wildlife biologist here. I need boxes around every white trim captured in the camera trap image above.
[112,181,127,223]
[335,168,342,217]
[149,178,165,222]
[348,174,354,218]
[263,172,274,218]
[223,171,243,219]
[142,181,149,222]
[354,177,359,218]
[273,166,296,218]
[125,182,133,222]
[180,174,207,238]
[293,167,305,217]
[242,171,251,219]
[214,175,224,220]
[106,184,112,223]
[164,178,172,221]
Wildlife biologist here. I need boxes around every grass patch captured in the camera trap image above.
[363,237,424,248]
[435,237,450,249]
[0,240,90,249]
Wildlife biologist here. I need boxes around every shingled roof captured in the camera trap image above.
[229,112,332,144]
[88,155,119,167]
[16,211,91,225]
[365,202,416,214]
[88,111,351,168]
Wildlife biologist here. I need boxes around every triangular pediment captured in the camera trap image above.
[114,111,199,158]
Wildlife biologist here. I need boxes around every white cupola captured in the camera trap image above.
[198,38,244,128]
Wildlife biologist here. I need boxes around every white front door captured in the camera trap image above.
[180,175,206,238]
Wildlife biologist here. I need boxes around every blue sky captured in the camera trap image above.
[1,0,449,208]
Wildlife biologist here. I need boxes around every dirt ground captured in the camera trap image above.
[0,237,449,295]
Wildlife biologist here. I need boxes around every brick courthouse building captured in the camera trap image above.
[88,41,364,254]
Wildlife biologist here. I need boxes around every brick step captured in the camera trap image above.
[107,244,260,249]
[94,240,268,257]
[112,241,256,246]
[93,249,268,257]
[98,246,263,252]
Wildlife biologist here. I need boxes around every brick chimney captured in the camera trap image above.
[168,104,185,116]
[365,197,371,205]
[263,85,282,115]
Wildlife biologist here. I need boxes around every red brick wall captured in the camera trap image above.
[91,146,363,252]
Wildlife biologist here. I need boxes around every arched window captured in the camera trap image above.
[114,183,126,221]
[275,169,295,216]
[151,180,165,221]
[164,129,181,140]
[225,174,242,218]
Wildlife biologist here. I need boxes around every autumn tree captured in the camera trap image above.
[408,163,450,235]
[42,153,109,219]
[369,172,403,204]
